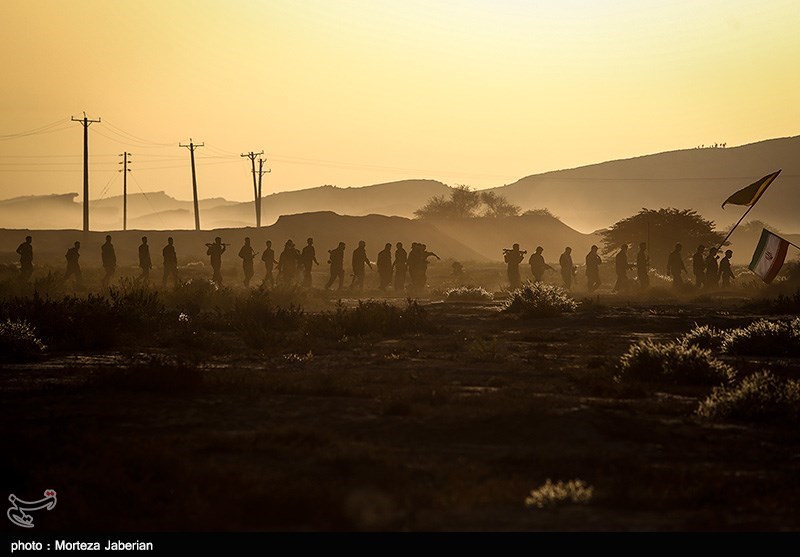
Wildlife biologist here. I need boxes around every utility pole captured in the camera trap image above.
[241,151,264,227]
[180,139,204,231]
[119,152,131,230]
[71,112,101,233]
[257,157,271,228]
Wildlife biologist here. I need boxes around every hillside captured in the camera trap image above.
[0,180,450,231]
[1,136,798,240]
[492,136,800,234]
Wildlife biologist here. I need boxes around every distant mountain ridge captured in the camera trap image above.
[1,136,798,235]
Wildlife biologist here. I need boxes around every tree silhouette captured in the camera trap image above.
[601,208,725,271]
[415,185,517,218]
[522,208,559,219]
[480,191,521,217]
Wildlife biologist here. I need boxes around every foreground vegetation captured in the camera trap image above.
[2,268,800,531]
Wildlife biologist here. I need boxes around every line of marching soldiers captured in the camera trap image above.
[503,242,736,292]
[13,235,441,292]
[248,238,440,293]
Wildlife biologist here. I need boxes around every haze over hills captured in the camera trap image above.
[1,136,797,242]
[0,180,451,231]
[491,135,800,234]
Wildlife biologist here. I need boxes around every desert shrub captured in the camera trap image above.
[0,319,46,362]
[87,357,203,393]
[233,288,304,330]
[745,288,800,315]
[0,293,120,350]
[232,289,304,349]
[721,319,800,357]
[525,479,594,509]
[466,337,506,362]
[306,299,430,339]
[165,279,235,316]
[265,284,308,309]
[697,370,800,424]
[615,340,736,386]
[679,324,727,351]
[444,286,494,302]
[107,278,165,330]
[503,281,577,318]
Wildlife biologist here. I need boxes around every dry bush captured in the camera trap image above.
[721,319,800,357]
[615,340,736,386]
[525,479,594,509]
[503,281,577,318]
[0,319,46,362]
[444,286,494,302]
[697,370,800,424]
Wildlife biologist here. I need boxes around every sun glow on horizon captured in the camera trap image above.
[1,0,799,206]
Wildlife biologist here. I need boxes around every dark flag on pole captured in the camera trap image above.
[722,169,781,209]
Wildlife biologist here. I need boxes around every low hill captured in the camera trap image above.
[492,136,800,234]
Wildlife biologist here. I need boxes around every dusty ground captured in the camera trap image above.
[2,296,800,532]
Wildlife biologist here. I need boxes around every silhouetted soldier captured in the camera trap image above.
[325,241,346,290]
[504,243,526,289]
[101,235,116,288]
[261,240,277,288]
[300,237,319,287]
[278,239,300,286]
[705,247,720,289]
[64,241,82,287]
[16,236,33,283]
[162,237,178,288]
[585,245,602,292]
[408,243,422,291]
[351,240,373,292]
[377,243,393,291]
[559,247,575,290]
[693,245,706,288]
[138,236,152,283]
[452,261,464,280]
[207,237,227,285]
[238,237,256,287]
[393,242,407,292]
[419,244,440,291]
[636,242,649,289]
[529,246,552,282]
[666,243,687,288]
[720,249,736,287]
[614,244,634,293]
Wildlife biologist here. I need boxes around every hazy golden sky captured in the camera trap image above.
[1,0,799,203]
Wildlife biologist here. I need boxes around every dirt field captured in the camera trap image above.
[2,291,800,532]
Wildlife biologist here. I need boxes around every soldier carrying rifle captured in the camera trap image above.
[503,243,526,289]
[206,237,228,285]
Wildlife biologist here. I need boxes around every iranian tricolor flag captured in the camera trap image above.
[749,229,790,283]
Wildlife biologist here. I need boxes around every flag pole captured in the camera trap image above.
[717,203,758,251]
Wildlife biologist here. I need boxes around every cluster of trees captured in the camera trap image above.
[414,185,523,219]
[601,208,725,267]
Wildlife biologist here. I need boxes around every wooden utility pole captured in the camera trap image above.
[180,139,204,231]
[71,112,101,232]
[241,151,264,227]
[257,157,271,228]
[119,152,131,230]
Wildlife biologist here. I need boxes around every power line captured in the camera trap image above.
[102,119,173,147]
[241,150,264,227]
[129,171,167,229]
[0,118,71,140]
[179,139,204,231]
[119,152,131,230]
[71,112,101,233]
